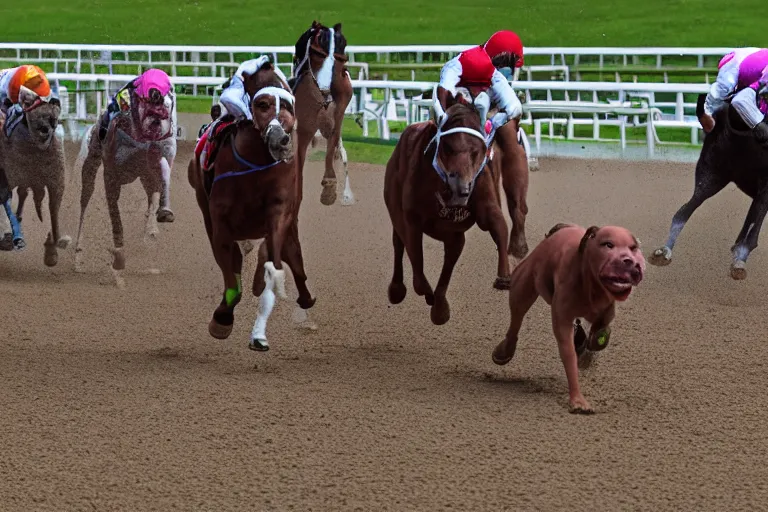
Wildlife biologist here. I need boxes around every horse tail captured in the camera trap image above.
[74,124,94,174]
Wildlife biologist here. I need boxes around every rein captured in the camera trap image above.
[212,133,282,184]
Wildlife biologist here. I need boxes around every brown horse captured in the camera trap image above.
[384,96,512,325]
[188,60,316,351]
[290,21,355,206]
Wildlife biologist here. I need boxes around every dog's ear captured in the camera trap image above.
[545,222,571,239]
[578,226,600,254]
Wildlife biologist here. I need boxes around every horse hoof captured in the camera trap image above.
[249,338,270,351]
[491,346,514,366]
[0,233,13,251]
[424,293,435,307]
[493,276,511,290]
[208,319,233,340]
[507,239,529,260]
[649,246,672,267]
[587,326,611,352]
[730,260,747,280]
[112,250,126,271]
[44,251,58,267]
[13,238,26,251]
[157,209,175,223]
[320,186,336,206]
[430,298,450,325]
[296,296,317,310]
[388,281,407,304]
[57,236,72,249]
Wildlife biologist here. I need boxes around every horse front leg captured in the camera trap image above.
[282,219,318,332]
[208,232,242,340]
[430,232,466,325]
[157,155,175,223]
[104,178,126,289]
[43,178,71,268]
[75,126,103,273]
[402,214,434,306]
[250,205,291,351]
[140,174,162,275]
[730,186,768,280]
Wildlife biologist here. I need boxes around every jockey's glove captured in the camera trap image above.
[754,122,768,144]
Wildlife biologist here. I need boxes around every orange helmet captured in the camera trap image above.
[483,30,524,68]
[8,65,51,104]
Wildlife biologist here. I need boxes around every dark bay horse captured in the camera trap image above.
[290,21,355,206]
[189,61,316,351]
[649,94,768,280]
[384,95,512,326]
[0,90,71,264]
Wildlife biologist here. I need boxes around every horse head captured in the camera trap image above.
[242,63,296,162]
[18,87,61,149]
[129,69,175,142]
[294,20,348,98]
[428,96,489,207]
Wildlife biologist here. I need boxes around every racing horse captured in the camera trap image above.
[649,93,768,280]
[73,68,177,287]
[384,91,512,326]
[0,85,71,264]
[188,59,316,351]
[290,21,355,206]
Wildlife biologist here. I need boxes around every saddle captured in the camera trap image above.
[195,114,237,194]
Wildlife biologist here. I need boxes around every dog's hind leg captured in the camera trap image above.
[492,258,539,366]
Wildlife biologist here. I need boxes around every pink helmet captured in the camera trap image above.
[134,68,172,99]
[759,66,768,96]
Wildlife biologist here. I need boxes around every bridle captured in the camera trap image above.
[425,105,489,197]
[251,85,295,141]
[293,26,349,108]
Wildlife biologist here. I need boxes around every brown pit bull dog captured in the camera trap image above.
[492,223,646,414]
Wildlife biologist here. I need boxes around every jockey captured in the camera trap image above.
[217,56,290,122]
[434,30,524,135]
[0,65,53,137]
[98,69,176,142]
[701,48,768,135]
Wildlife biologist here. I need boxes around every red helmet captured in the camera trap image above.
[483,30,524,68]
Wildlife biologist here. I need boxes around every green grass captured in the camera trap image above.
[0,0,763,47]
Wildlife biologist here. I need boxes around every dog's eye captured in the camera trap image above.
[601,241,614,249]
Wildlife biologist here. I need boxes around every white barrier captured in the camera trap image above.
[45,72,710,156]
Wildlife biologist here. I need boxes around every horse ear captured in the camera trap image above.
[333,23,342,32]
[18,86,38,109]
[241,71,251,82]
[311,20,321,29]
[444,91,458,110]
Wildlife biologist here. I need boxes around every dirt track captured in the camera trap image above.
[2,140,767,511]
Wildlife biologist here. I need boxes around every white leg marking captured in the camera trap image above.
[338,138,355,206]
[160,157,173,212]
[292,305,318,331]
[250,261,286,348]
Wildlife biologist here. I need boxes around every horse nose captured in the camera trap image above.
[280,134,290,146]
[457,184,471,198]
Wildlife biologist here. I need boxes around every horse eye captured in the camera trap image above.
[601,241,614,249]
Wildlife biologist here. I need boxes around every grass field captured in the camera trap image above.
[0,0,764,47]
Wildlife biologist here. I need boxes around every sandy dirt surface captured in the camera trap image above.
[1,140,767,511]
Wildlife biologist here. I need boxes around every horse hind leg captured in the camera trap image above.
[104,178,126,288]
[43,181,72,268]
[140,177,162,275]
[282,221,318,332]
[157,156,175,223]
[320,114,342,206]
[388,228,407,304]
[649,160,728,267]
[729,191,768,280]
[337,137,355,206]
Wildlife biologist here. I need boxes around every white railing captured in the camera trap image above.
[46,72,709,157]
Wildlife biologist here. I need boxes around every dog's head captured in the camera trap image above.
[579,225,645,301]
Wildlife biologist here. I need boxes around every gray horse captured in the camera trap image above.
[0,88,71,265]
[74,73,177,288]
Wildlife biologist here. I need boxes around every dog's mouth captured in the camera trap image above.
[600,272,641,301]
